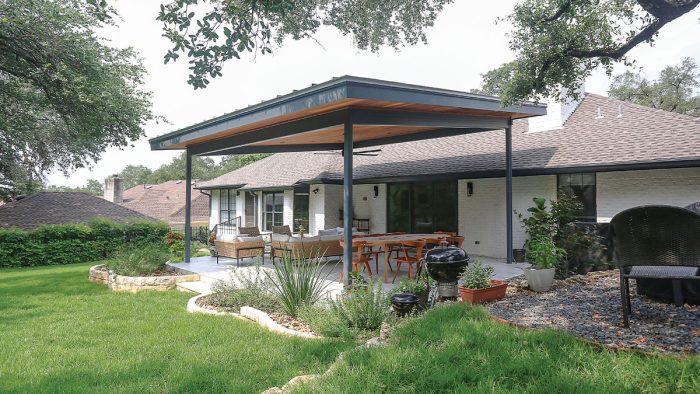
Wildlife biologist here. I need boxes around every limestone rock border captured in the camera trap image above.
[88,264,109,284]
[88,264,200,292]
[187,294,318,339]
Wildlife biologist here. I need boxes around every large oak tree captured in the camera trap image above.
[0,0,156,200]
[159,0,699,105]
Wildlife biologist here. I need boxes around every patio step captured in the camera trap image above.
[176,280,212,294]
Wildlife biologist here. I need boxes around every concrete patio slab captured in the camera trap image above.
[168,255,530,296]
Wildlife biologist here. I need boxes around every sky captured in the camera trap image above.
[46,0,700,187]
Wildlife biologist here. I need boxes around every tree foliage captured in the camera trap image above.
[157,0,453,88]
[0,0,156,201]
[608,57,699,116]
[119,165,154,190]
[45,179,103,195]
[477,0,699,104]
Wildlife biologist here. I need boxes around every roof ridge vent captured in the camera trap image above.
[617,104,624,118]
[595,107,603,119]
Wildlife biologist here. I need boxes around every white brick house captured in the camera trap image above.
[196,92,700,260]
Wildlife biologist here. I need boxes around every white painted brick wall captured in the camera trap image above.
[458,176,557,259]
[236,191,245,224]
[309,184,325,235]
[283,189,294,227]
[353,184,387,233]
[324,184,344,230]
[208,189,220,229]
[597,168,700,222]
[256,191,263,230]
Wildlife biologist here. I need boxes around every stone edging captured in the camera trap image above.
[89,265,109,284]
[186,294,319,339]
[88,264,200,293]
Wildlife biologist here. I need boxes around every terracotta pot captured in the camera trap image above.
[458,280,508,303]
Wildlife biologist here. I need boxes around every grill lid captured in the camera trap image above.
[425,245,469,263]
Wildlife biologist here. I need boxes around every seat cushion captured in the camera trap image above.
[237,235,263,242]
[219,233,237,242]
[271,233,290,243]
[320,234,342,241]
[629,266,699,278]
[318,229,338,236]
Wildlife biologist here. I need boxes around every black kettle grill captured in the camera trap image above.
[424,244,470,298]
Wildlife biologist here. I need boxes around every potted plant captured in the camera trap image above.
[522,235,565,292]
[392,276,430,310]
[458,260,507,303]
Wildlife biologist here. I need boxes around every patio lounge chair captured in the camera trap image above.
[214,226,265,266]
[272,225,292,236]
[610,205,700,327]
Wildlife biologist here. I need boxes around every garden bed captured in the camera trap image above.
[191,294,316,337]
[89,264,199,292]
[488,271,700,354]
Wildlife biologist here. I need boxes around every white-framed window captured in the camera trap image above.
[219,189,237,224]
[263,191,284,231]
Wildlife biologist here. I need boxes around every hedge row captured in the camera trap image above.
[0,218,169,268]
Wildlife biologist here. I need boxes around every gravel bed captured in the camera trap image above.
[488,271,700,354]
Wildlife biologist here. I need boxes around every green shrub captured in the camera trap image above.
[108,244,170,276]
[208,259,280,312]
[0,218,169,268]
[329,280,390,332]
[265,254,331,317]
[459,260,495,289]
[209,282,280,313]
[298,305,355,339]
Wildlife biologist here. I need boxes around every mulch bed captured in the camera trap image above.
[487,271,700,354]
[195,294,314,334]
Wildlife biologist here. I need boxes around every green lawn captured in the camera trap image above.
[3,264,699,393]
[0,263,352,393]
[297,305,700,393]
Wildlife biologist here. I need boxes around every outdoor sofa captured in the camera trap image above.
[270,227,362,261]
[214,226,265,266]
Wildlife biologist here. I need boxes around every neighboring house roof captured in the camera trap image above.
[121,180,209,225]
[198,94,700,190]
[0,192,149,230]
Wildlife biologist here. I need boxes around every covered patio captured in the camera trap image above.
[150,76,546,283]
[168,254,531,296]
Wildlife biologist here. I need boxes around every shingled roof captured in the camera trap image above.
[198,94,700,189]
[121,180,209,226]
[0,192,149,230]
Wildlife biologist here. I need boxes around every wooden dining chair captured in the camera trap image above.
[424,236,448,249]
[392,239,426,283]
[339,240,374,282]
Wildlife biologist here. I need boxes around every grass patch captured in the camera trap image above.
[0,263,352,393]
[297,304,700,393]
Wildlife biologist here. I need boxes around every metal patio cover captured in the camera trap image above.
[149,76,546,281]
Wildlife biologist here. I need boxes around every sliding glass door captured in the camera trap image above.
[387,181,458,234]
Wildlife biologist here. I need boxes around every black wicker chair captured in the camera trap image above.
[610,205,700,327]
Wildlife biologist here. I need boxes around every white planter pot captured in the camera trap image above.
[523,267,556,292]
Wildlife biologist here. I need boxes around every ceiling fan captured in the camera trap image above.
[313,149,382,157]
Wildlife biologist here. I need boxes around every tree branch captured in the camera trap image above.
[565,17,669,59]
[542,0,571,22]
[637,0,700,20]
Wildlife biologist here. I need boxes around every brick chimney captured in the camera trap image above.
[104,175,123,204]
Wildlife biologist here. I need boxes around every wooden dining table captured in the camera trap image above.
[352,234,447,283]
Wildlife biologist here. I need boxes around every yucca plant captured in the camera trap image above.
[264,252,331,317]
